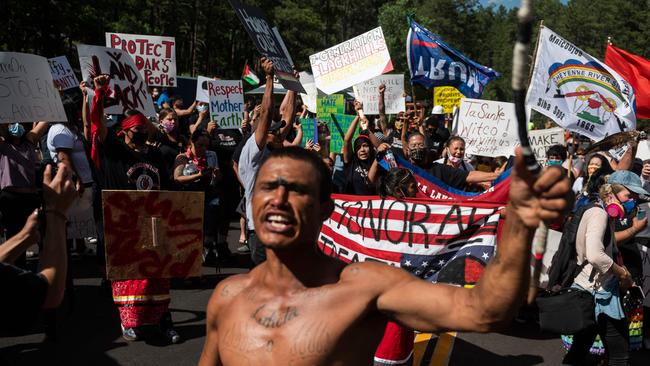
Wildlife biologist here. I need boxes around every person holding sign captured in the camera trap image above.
[198,145,572,365]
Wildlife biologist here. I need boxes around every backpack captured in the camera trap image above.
[546,203,610,291]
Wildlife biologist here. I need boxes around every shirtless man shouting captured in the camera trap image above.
[199,84,571,366]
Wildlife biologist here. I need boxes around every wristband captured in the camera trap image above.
[45,209,68,222]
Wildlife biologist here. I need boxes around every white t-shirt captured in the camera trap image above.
[239,136,269,231]
[47,124,93,184]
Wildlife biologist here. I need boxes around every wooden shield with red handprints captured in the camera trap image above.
[102,190,204,280]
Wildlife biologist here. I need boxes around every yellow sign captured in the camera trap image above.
[433,87,464,114]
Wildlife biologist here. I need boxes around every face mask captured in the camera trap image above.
[622,198,637,214]
[448,153,461,164]
[161,121,176,133]
[409,148,426,163]
[130,131,148,145]
[8,123,25,138]
[547,159,563,166]
[197,104,208,113]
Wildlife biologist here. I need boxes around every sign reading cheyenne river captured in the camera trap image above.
[106,32,176,87]
[310,27,393,95]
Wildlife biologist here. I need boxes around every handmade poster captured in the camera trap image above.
[0,52,67,123]
[77,44,156,117]
[228,0,305,93]
[67,189,97,239]
[329,113,358,154]
[195,75,212,103]
[353,74,405,115]
[48,56,79,91]
[299,71,318,113]
[433,86,464,114]
[526,27,636,142]
[456,98,522,157]
[106,32,176,87]
[317,94,345,125]
[310,27,393,95]
[299,118,317,147]
[207,79,244,129]
[528,127,565,165]
[102,190,204,280]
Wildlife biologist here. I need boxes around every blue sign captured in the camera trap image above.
[407,19,500,98]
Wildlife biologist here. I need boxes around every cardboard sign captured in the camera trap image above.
[102,190,204,280]
[77,44,156,117]
[329,113,358,154]
[317,94,345,124]
[207,79,244,129]
[433,86,464,114]
[528,127,565,165]
[48,56,79,91]
[352,74,405,115]
[310,27,393,95]
[67,189,97,239]
[106,32,176,87]
[300,118,317,147]
[0,52,67,123]
[299,71,318,113]
[195,75,212,103]
[456,98,522,157]
[228,0,305,93]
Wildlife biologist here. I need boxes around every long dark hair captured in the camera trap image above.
[378,168,415,198]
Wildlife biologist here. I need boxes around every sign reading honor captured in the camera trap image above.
[228,0,305,93]
[310,27,393,95]
[0,52,67,123]
[526,27,636,142]
[106,32,176,87]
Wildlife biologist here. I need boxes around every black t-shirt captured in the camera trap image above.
[153,130,186,177]
[209,128,243,180]
[425,162,469,190]
[0,262,48,334]
[343,157,375,196]
[614,212,643,280]
[97,130,171,191]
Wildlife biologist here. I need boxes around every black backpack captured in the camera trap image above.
[546,203,610,291]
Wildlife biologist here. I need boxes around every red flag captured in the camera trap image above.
[605,44,650,119]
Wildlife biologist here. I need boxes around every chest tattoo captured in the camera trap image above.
[252,304,299,328]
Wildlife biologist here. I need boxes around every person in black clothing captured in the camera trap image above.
[342,101,382,196]
[152,108,187,183]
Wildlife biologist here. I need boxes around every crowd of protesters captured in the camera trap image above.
[2,56,650,365]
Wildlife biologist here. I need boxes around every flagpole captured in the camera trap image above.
[526,20,544,88]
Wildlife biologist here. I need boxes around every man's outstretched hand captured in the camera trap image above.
[509,147,572,228]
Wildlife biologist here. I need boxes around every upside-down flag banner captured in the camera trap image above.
[526,27,636,142]
[319,194,503,285]
[605,43,650,120]
[406,19,500,98]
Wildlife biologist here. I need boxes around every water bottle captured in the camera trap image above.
[183,161,199,176]
[385,149,397,168]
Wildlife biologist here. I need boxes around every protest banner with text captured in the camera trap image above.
[0,52,67,123]
[317,94,345,124]
[77,44,156,117]
[456,98,521,157]
[207,79,244,129]
[195,75,212,103]
[329,113,358,154]
[353,74,405,115]
[48,56,79,91]
[528,127,565,165]
[102,190,204,280]
[106,32,176,87]
[228,0,305,93]
[434,86,464,114]
[310,27,393,95]
[299,118,317,147]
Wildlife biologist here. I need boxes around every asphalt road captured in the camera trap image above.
[2,225,650,366]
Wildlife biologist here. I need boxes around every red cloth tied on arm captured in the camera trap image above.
[90,86,110,168]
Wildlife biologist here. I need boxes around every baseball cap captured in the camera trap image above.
[609,170,650,196]
[431,105,445,115]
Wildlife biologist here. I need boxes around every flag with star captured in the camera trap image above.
[319,194,503,286]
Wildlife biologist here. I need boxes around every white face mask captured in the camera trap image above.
[448,153,461,164]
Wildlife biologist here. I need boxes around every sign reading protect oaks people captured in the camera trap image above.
[207,80,245,129]
[0,52,67,123]
[102,190,204,280]
[434,86,464,114]
[106,32,176,87]
[310,27,393,95]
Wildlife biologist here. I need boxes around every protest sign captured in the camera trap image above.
[526,27,636,142]
[456,98,521,157]
[207,79,244,129]
[329,113,358,154]
[299,71,318,113]
[636,140,650,161]
[433,86,464,114]
[0,52,67,123]
[228,0,305,93]
[77,44,156,117]
[299,118,317,147]
[67,190,97,239]
[102,190,204,280]
[310,27,393,95]
[352,74,405,115]
[320,194,503,285]
[106,32,176,87]
[528,127,565,165]
[317,94,344,125]
[195,75,212,103]
[48,56,79,91]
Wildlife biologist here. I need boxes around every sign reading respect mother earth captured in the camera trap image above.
[106,32,176,87]
[0,52,67,123]
[456,98,521,157]
[310,27,393,95]
[207,79,245,129]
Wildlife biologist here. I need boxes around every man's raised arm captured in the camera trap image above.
[253,58,275,150]
[372,147,571,333]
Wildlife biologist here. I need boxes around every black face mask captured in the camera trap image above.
[409,148,426,163]
[130,131,148,145]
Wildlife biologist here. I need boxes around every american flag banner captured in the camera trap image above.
[319,194,504,286]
